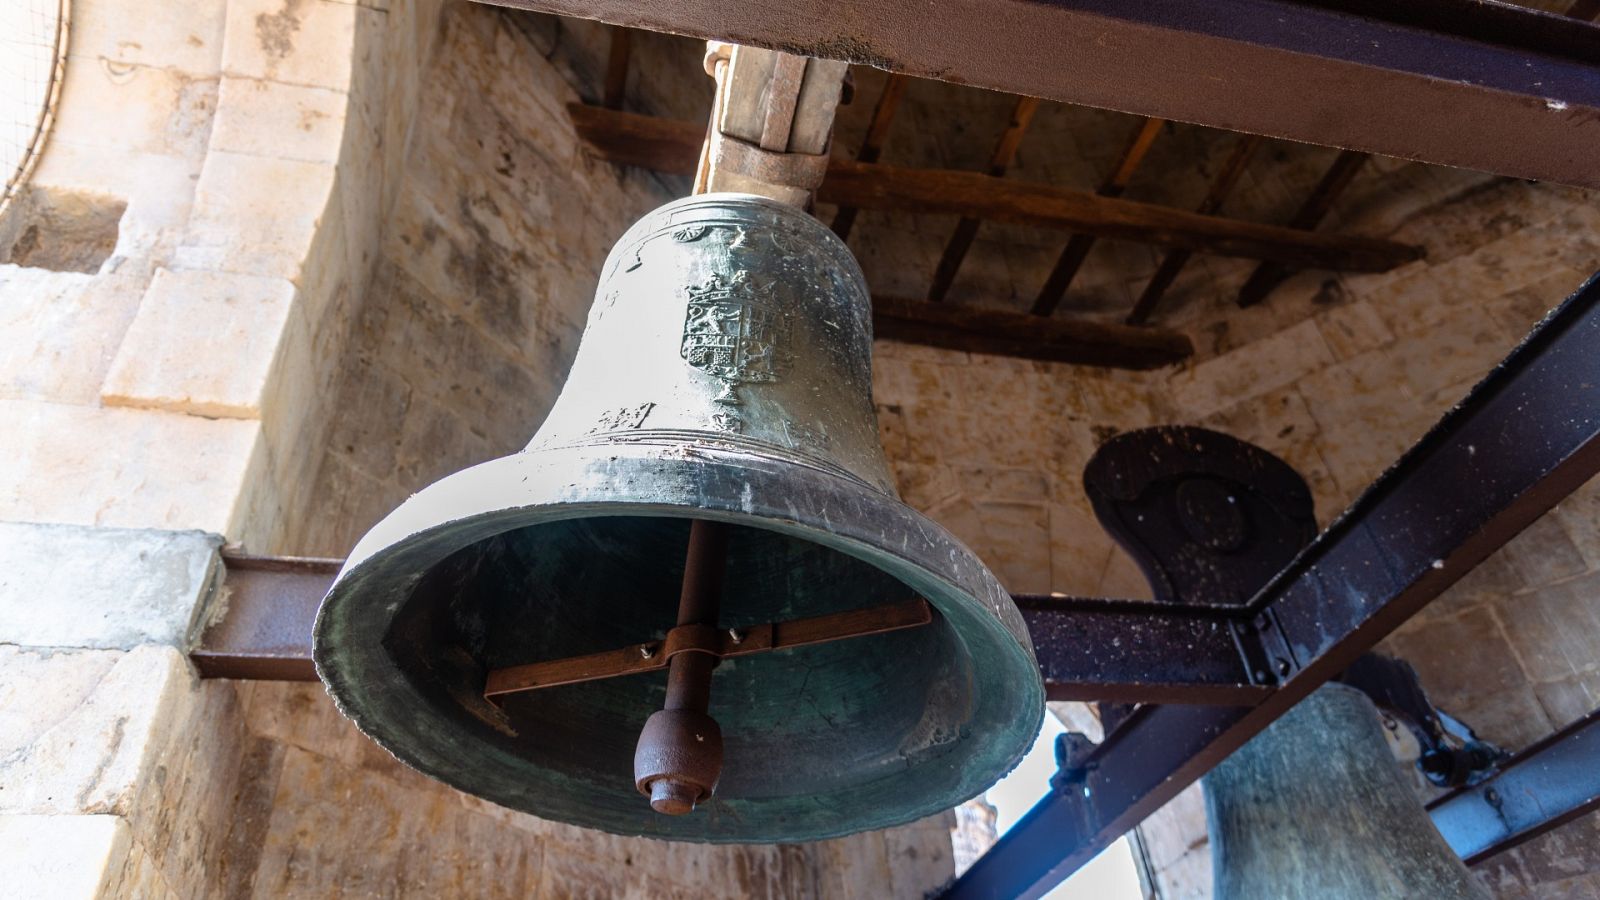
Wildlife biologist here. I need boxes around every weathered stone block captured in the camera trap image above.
[46,60,217,164]
[0,814,134,900]
[179,150,337,280]
[102,267,299,419]
[1170,319,1334,419]
[68,1,227,77]
[0,645,189,816]
[0,399,261,535]
[0,265,136,404]
[221,0,361,91]
[0,522,219,650]
[211,77,350,165]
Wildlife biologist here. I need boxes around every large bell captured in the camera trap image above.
[313,193,1043,843]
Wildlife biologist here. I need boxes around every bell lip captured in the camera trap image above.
[313,441,1045,844]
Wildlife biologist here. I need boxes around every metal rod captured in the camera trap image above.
[665,518,729,715]
[637,518,730,815]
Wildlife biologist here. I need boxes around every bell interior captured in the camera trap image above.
[379,513,974,820]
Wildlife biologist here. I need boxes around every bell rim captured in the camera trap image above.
[314,440,1045,843]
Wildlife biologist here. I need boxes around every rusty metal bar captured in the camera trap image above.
[483,597,933,699]
[1428,708,1600,864]
[1236,149,1369,307]
[946,268,1600,899]
[1127,133,1265,324]
[831,73,908,241]
[1031,117,1165,317]
[927,96,1042,303]
[190,552,340,681]
[1016,595,1271,705]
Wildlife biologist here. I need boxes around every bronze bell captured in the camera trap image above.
[313,193,1044,843]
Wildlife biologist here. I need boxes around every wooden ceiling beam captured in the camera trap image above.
[831,73,909,241]
[568,104,1421,274]
[1127,133,1265,324]
[1236,149,1370,307]
[496,0,1600,189]
[872,296,1193,369]
[1031,117,1166,317]
[927,96,1042,303]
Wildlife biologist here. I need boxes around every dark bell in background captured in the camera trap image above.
[313,194,1044,843]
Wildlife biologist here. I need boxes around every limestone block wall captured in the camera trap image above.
[1,0,448,894]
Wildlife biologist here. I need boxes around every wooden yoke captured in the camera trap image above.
[697,42,848,207]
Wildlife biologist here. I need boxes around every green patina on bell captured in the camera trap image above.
[313,193,1044,843]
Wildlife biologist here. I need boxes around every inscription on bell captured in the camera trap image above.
[681,270,790,385]
[588,401,656,434]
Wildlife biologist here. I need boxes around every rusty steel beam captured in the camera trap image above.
[190,552,338,681]
[1016,595,1271,706]
[1428,708,1600,864]
[567,104,1422,273]
[946,268,1600,899]
[487,0,1600,188]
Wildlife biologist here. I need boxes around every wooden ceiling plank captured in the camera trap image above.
[832,73,910,241]
[1031,116,1166,316]
[1235,149,1370,307]
[567,104,1421,273]
[927,96,1042,303]
[1127,133,1265,324]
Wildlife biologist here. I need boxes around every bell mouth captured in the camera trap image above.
[314,442,1043,843]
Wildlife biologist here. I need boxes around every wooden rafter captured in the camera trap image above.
[1236,150,1369,307]
[495,0,1600,189]
[1127,133,1264,324]
[1031,117,1165,316]
[567,104,1422,273]
[602,26,631,109]
[872,296,1192,369]
[831,73,909,241]
[927,96,1041,302]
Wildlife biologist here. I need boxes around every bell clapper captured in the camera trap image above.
[632,519,730,815]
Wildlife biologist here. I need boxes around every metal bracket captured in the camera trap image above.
[1231,608,1297,688]
[483,597,933,702]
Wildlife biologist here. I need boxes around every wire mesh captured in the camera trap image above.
[0,0,69,218]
